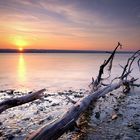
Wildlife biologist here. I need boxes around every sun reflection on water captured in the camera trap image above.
[18,54,26,82]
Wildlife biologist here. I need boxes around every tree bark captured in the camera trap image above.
[26,80,126,140]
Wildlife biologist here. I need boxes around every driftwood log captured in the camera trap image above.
[26,80,132,140]
[0,89,46,113]
[26,43,140,140]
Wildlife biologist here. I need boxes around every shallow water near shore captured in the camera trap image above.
[0,53,139,92]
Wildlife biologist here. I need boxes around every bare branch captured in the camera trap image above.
[120,50,140,79]
[130,84,140,87]
[91,42,122,90]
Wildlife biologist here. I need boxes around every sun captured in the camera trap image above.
[19,47,23,51]
[12,36,28,51]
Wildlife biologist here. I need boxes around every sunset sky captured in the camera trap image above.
[0,0,140,51]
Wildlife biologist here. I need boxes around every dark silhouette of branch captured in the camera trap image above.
[120,50,140,79]
[91,42,122,90]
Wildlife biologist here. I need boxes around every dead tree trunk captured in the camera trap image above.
[0,89,46,113]
[25,80,130,140]
[26,44,140,140]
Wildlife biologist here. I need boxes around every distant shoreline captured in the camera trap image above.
[0,49,134,53]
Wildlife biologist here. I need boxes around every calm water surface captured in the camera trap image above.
[0,53,139,92]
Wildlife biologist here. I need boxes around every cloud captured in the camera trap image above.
[0,0,139,50]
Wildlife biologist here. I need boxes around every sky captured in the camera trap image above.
[0,0,140,51]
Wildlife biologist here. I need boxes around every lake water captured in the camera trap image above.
[0,53,139,92]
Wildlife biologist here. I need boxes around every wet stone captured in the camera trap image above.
[28,91,33,94]
[114,107,119,111]
[111,114,118,120]
[38,107,44,111]
[74,94,84,98]
[58,92,64,95]
[47,116,53,120]
[95,112,100,119]
[131,123,140,131]
[6,90,14,95]
[51,103,59,106]
[0,130,3,137]
[122,136,133,140]
[38,119,45,125]
[115,134,121,139]
[14,129,22,134]
[22,117,30,121]
[68,90,72,93]
[4,134,15,140]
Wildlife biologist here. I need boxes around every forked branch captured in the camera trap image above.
[91,42,122,90]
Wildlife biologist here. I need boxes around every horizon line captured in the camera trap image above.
[0,48,135,53]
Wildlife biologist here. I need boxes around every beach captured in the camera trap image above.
[0,87,140,140]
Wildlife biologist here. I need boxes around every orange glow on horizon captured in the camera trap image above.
[19,47,23,51]
[10,36,29,50]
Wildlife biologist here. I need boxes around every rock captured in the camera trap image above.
[101,95,106,98]
[115,134,121,139]
[127,123,133,127]
[74,94,84,98]
[68,90,72,93]
[133,113,140,117]
[110,93,114,96]
[95,112,100,119]
[132,123,140,131]
[34,110,39,115]
[44,99,52,103]
[111,114,118,120]
[38,107,44,111]
[0,90,5,93]
[119,94,126,99]
[38,120,45,125]
[117,113,123,117]
[6,90,14,95]
[28,91,33,94]
[58,92,64,95]
[22,117,30,121]
[114,107,119,111]
[14,91,20,94]
[14,129,22,134]
[128,122,140,131]
[4,134,15,139]
[34,100,41,105]
[47,116,53,120]
[51,103,59,106]
[0,130,3,137]
[122,136,133,140]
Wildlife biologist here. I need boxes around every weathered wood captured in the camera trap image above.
[0,89,46,113]
[26,80,126,140]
